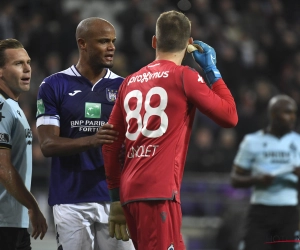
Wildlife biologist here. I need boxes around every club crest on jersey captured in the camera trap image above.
[106,88,118,102]
[167,244,174,250]
[85,102,101,118]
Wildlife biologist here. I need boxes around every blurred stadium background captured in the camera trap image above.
[1,0,299,249]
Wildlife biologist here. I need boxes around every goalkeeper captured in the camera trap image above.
[103,10,238,250]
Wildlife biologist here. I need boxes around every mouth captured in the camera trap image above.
[105,54,114,62]
[21,77,30,84]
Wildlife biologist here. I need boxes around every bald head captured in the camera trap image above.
[268,94,297,115]
[76,17,114,42]
[266,94,297,135]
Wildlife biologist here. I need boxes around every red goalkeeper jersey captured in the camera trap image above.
[102,60,238,205]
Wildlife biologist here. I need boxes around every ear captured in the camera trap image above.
[152,35,157,49]
[188,37,193,45]
[77,38,86,50]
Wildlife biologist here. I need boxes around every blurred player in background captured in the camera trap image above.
[102,10,238,250]
[0,38,48,250]
[35,18,134,250]
[231,94,300,250]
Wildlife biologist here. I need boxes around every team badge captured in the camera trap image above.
[85,102,101,118]
[167,244,174,250]
[106,88,118,102]
[160,211,167,223]
[36,99,45,116]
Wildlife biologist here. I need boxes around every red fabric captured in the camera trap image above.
[102,60,238,204]
[123,200,185,250]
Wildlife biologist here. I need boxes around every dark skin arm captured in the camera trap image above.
[37,123,119,157]
[0,149,48,239]
[230,165,274,188]
[293,167,300,177]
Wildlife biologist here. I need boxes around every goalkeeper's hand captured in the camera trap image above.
[109,201,130,241]
[191,40,222,86]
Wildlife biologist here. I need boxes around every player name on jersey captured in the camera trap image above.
[127,144,159,158]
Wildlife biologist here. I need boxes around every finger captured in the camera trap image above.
[115,224,121,240]
[109,221,115,238]
[31,226,37,239]
[101,123,114,129]
[126,224,131,238]
[98,129,119,136]
[100,139,117,144]
[40,224,48,240]
[192,44,204,53]
[120,224,129,241]
[34,232,40,240]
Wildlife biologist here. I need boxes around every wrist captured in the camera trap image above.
[204,67,222,86]
[109,188,120,202]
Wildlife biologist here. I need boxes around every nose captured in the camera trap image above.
[107,42,115,51]
[24,63,31,73]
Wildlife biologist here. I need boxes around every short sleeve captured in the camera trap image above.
[233,135,255,170]
[36,79,59,118]
[0,101,14,149]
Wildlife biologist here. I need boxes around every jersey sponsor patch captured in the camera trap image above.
[36,99,45,115]
[85,102,101,118]
[0,133,9,143]
[106,88,118,102]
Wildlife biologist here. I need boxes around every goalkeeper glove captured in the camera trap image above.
[191,40,222,86]
[109,201,130,241]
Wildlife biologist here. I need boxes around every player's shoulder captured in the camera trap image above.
[0,95,10,111]
[242,130,265,143]
[103,69,124,87]
[40,65,77,88]
[0,94,16,117]
[105,69,124,81]
[288,131,300,140]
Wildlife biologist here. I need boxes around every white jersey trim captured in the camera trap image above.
[36,115,60,127]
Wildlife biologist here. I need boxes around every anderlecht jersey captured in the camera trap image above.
[0,91,32,228]
[103,60,237,205]
[234,130,300,205]
[36,66,123,206]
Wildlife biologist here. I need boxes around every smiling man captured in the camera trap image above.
[0,38,48,250]
[35,18,134,250]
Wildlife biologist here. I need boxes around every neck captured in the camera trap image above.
[0,83,19,101]
[76,60,106,85]
[266,125,290,138]
[155,50,186,65]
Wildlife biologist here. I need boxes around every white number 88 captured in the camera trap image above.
[124,87,168,140]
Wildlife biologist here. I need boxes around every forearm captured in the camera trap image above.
[231,172,257,188]
[103,143,122,190]
[0,164,40,211]
[203,79,238,127]
[39,134,95,157]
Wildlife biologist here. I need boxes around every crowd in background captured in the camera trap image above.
[1,0,299,178]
